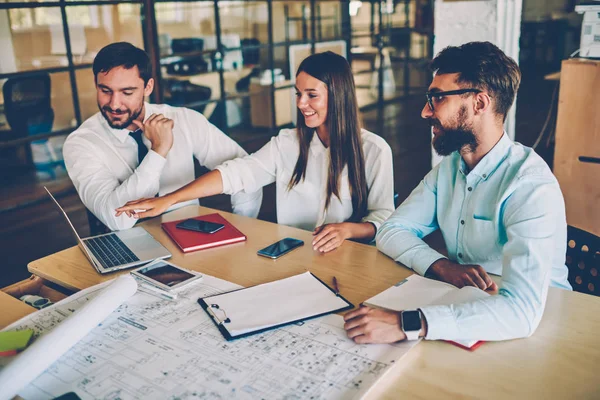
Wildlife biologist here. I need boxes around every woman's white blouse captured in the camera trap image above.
[216,128,395,232]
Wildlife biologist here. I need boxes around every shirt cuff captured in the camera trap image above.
[420,304,460,340]
[215,165,233,194]
[138,150,167,176]
[362,217,381,232]
[411,250,447,276]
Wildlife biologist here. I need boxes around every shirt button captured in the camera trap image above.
[458,253,463,258]
[482,174,487,178]
[460,220,465,225]
[468,187,472,191]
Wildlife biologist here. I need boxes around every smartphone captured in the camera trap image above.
[257,238,304,259]
[131,259,202,292]
[176,218,225,234]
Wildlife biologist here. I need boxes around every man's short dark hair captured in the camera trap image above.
[93,42,152,85]
[430,41,521,122]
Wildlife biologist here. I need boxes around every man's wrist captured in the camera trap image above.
[425,257,448,278]
[151,144,170,158]
[418,309,428,338]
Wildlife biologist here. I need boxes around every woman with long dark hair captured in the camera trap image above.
[116,51,394,253]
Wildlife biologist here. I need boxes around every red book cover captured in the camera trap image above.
[446,340,484,351]
[161,213,247,253]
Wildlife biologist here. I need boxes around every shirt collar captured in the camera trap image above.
[459,132,512,180]
[101,102,151,143]
[309,130,328,154]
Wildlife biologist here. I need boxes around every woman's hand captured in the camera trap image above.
[312,223,352,253]
[115,195,175,219]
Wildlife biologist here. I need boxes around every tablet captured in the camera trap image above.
[131,260,202,291]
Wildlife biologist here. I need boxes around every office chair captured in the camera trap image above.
[566,226,600,296]
[241,38,261,65]
[163,79,212,114]
[3,73,54,137]
[3,73,55,172]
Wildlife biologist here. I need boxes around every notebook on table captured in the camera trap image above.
[198,272,354,341]
[161,213,246,253]
[364,274,490,350]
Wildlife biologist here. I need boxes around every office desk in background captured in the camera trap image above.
[23,206,600,399]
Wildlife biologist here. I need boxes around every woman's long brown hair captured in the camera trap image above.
[289,51,367,222]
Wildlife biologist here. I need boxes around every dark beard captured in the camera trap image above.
[431,107,478,156]
[100,103,143,129]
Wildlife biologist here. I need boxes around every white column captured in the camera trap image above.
[496,0,523,147]
[0,11,18,74]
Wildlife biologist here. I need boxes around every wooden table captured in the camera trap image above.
[25,205,600,399]
[29,206,411,308]
[0,292,35,330]
[367,287,600,399]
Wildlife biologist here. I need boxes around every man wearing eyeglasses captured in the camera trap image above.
[344,41,571,344]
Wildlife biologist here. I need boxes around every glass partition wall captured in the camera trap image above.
[0,0,432,181]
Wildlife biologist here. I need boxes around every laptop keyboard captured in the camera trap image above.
[85,234,140,270]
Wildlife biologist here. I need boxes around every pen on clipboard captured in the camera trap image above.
[332,276,340,296]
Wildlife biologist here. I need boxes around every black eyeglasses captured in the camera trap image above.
[425,89,482,111]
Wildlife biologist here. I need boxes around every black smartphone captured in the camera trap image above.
[176,219,225,234]
[257,238,304,259]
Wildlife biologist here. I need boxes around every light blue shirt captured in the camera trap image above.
[376,133,571,342]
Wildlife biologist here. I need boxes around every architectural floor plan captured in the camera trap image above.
[1,274,416,400]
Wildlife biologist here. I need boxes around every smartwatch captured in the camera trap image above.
[401,310,422,341]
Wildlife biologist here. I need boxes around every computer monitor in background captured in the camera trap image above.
[203,34,244,71]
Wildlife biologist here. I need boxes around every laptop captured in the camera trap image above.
[45,187,172,274]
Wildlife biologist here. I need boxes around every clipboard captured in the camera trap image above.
[198,272,354,341]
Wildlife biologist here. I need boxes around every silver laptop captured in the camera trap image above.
[45,187,171,274]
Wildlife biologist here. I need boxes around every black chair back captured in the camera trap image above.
[3,73,54,136]
[566,226,600,296]
[163,79,211,113]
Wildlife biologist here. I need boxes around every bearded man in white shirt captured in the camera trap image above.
[63,42,262,231]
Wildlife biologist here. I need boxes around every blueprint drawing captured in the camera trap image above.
[1,274,415,400]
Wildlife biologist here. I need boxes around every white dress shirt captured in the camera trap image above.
[63,103,262,231]
[216,128,395,232]
[376,133,571,342]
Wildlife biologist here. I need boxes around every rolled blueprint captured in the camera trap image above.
[0,274,138,400]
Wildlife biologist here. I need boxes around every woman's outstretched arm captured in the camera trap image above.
[115,169,223,219]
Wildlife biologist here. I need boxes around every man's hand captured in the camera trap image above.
[312,223,352,253]
[115,195,175,219]
[427,258,498,292]
[133,113,174,158]
[343,306,406,344]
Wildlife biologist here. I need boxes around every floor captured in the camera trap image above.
[0,65,557,289]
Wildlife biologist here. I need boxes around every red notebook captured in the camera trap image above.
[162,213,247,253]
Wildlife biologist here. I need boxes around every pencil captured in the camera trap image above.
[332,276,340,295]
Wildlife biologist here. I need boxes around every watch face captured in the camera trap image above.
[402,311,422,332]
